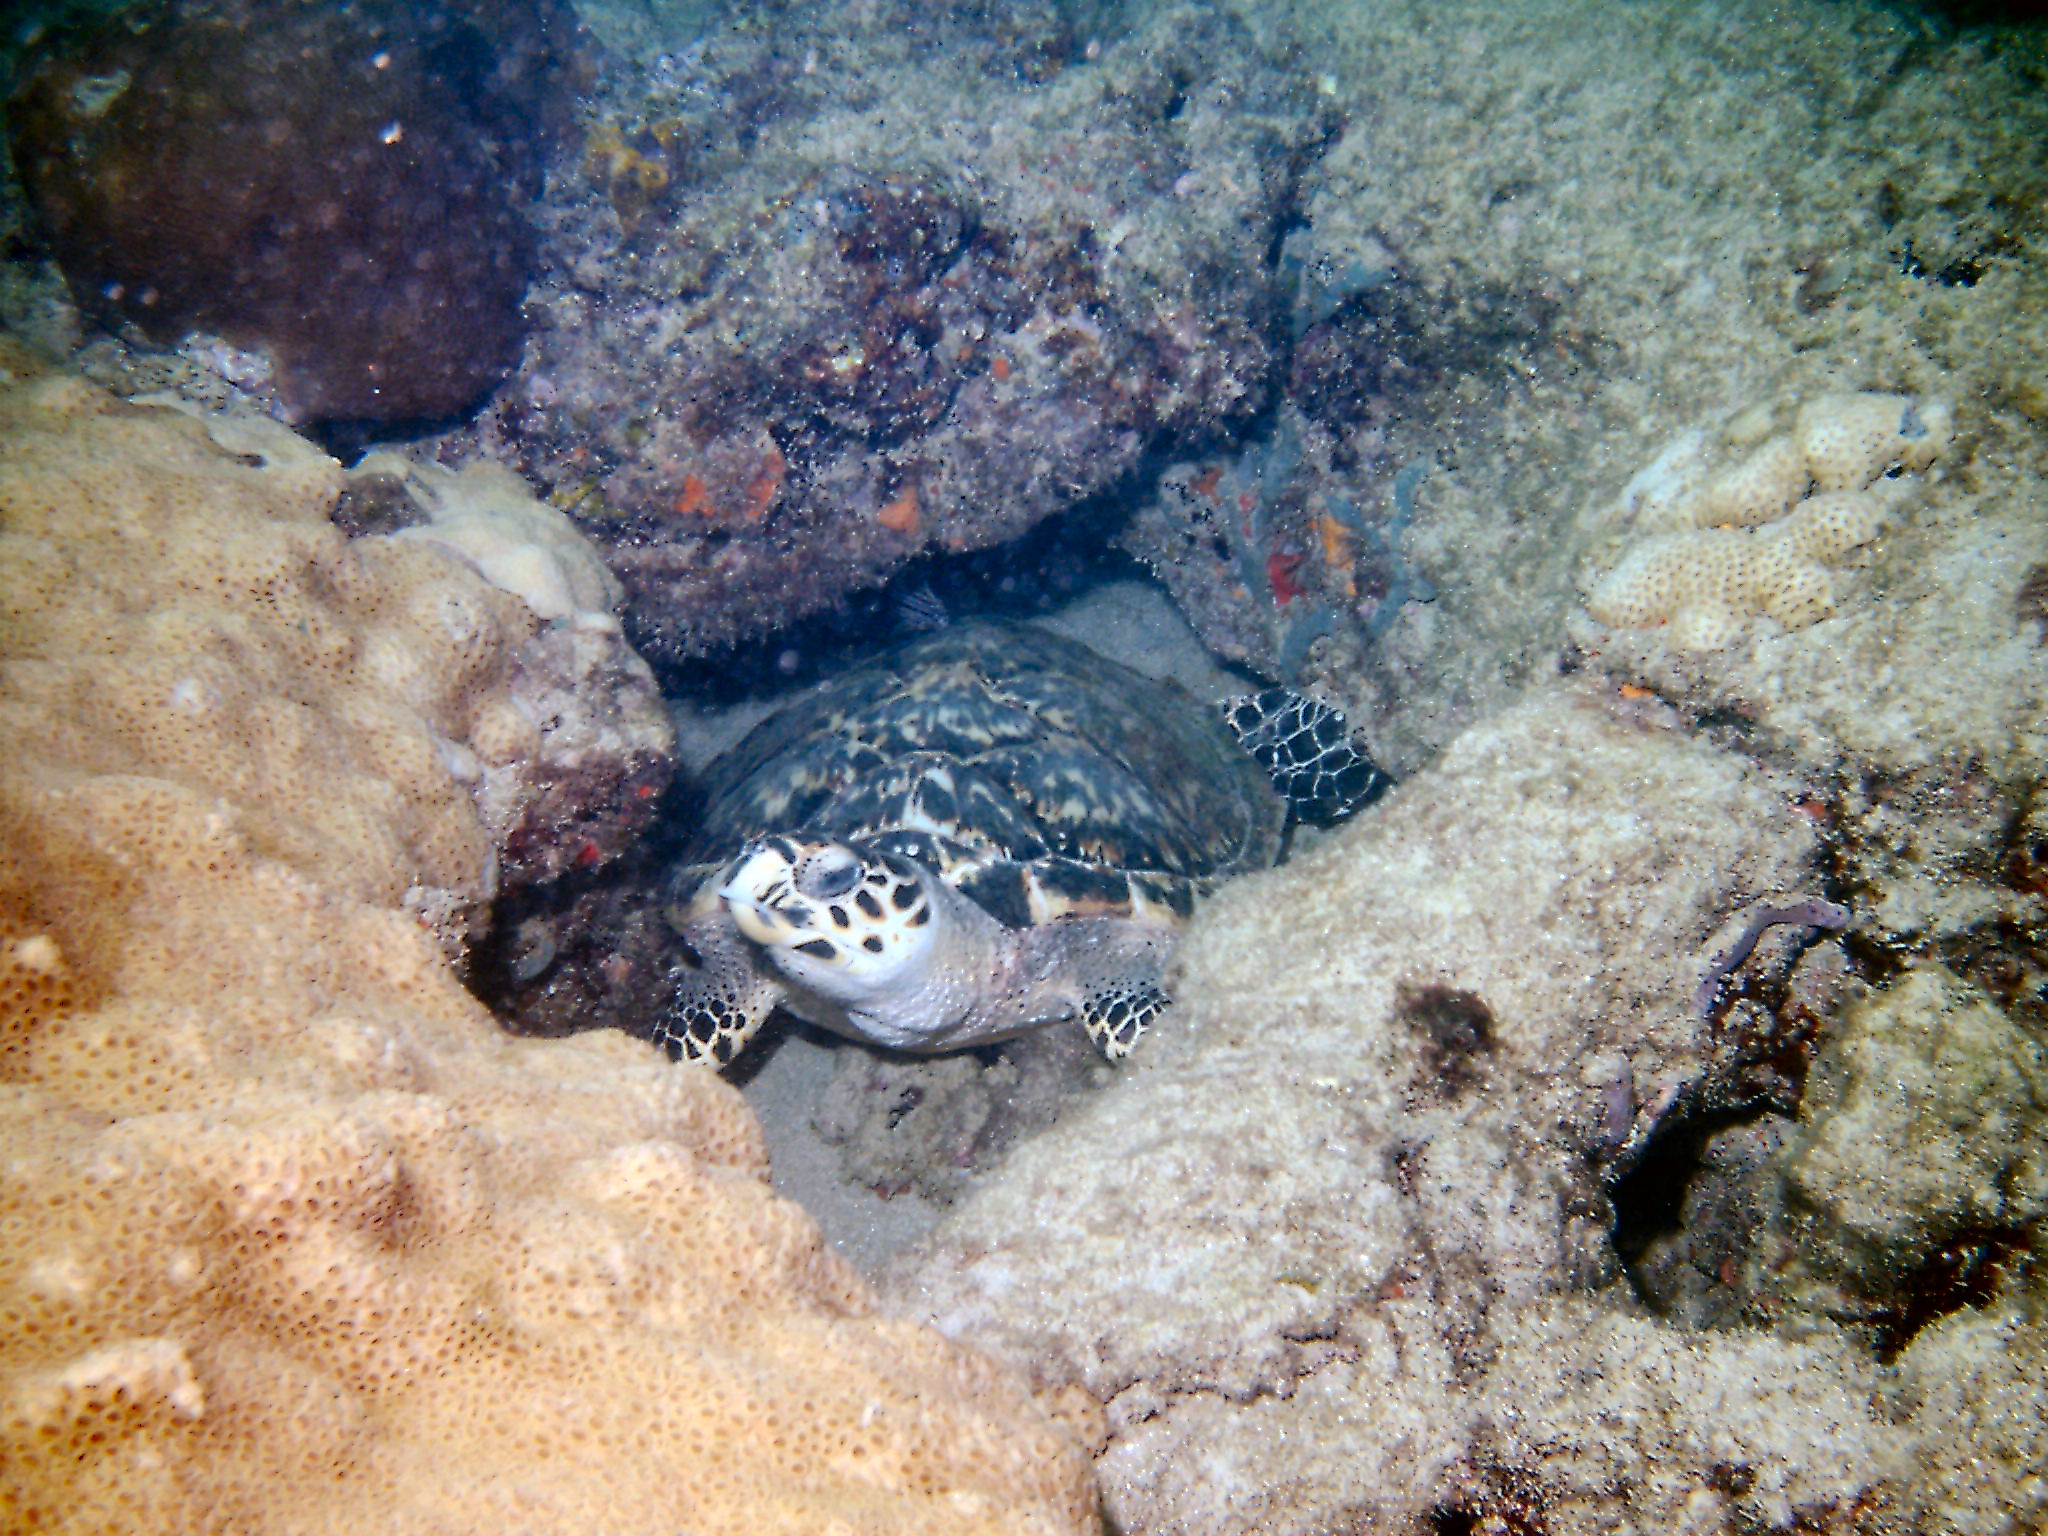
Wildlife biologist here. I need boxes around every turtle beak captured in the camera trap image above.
[719,843,805,946]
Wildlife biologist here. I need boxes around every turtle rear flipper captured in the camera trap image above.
[655,915,785,1068]
[1222,689,1391,826]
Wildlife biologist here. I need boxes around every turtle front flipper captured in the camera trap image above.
[655,911,786,1068]
[1014,916,1176,1062]
[1078,967,1171,1061]
[1222,689,1392,826]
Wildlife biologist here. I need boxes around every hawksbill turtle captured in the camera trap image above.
[659,619,1387,1067]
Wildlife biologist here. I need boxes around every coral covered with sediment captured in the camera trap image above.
[890,682,2047,1534]
[0,347,1099,1536]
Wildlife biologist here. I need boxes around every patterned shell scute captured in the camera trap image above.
[682,622,1285,926]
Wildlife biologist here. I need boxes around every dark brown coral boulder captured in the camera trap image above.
[455,1,1336,662]
[7,0,578,425]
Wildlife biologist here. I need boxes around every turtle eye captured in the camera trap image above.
[799,849,862,900]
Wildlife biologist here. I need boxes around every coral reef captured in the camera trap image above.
[7,0,2043,1529]
[454,2,1333,660]
[1572,382,2047,1042]
[797,8,2048,1534]
[1118,0,2046,779]
[5,0,576,425]
[1585,390,1953,648]
[889,687,1875,1530]
[0,345,1100,1534]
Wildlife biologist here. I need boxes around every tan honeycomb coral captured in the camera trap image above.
[1798,391,1950,492]
[1588,389,1952,649]
[0,339,674,930]
[0,344,1099,1536]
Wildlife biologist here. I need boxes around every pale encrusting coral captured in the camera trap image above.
[0,347,1100,1536]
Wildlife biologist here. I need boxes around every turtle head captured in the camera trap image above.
[718,836,938,1006]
